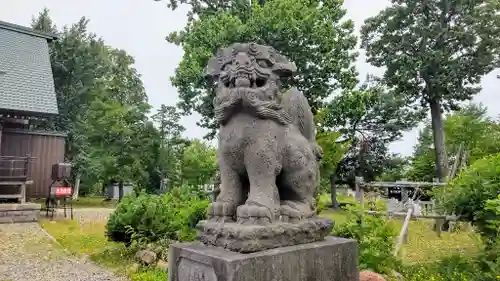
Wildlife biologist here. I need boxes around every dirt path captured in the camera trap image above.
[51,207,115,223]
[0,216,124,281]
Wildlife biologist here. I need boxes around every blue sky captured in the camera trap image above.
[1,0,499,156]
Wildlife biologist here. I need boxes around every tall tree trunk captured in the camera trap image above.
[429,98,448,181]
[355,139,366,202]
[72,172,81,200]
[330,174,340,209]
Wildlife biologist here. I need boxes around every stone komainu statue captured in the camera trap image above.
[169,43,355,280]
[206,42,323,225]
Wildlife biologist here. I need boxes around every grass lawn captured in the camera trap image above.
[39,193,481,280]
[40,219,167,281]
[320,209,481,264]
[40,219,131,272]
[40,209,481,274]
[398,219,480,264]
[319,193,481,263]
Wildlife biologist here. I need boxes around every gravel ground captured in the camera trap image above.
[49,208,115,224]
[0,217,125,281]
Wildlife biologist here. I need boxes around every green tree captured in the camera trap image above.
[444,104,500,163]
[315,109,350,206]
[152,105,185,142]
[360,0,500,181]
[83,47,151,193]
[32,10,153,196]
[315,129,350,188]
[377,155,410,182]
[101,47,152,192]
[31,8,57,33]
[181,139,217,188]
[406,124,435,182]
[84,91,149,193]
[325,79,424,145]
[135,120,165,191]
[320,79,423,206]
[408,104,500,182]
[106,48,150,107]
[152,105,187,189]
[32,11,115,197]
[165,0,358,138]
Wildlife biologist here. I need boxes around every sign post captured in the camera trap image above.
[45,163,73,220]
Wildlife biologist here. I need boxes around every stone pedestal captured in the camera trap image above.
[168,236,358,281]
[197,218,333,253]
[0,203,41,223]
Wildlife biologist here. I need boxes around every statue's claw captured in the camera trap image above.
[279,200,316,223]
[236,204,272,225]
[207,202,235,223]
[279,205,302,223]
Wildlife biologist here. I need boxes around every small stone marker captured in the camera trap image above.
[359,270,387,281]
[135,250,156,265]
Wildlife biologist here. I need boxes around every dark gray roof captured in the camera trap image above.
[2,128,67,137]
[0,20,57,41]
[0,21,58,116]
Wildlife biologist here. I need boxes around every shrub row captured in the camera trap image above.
[332,204,401,275]
[436,152,500,245]
[106,186,209,246]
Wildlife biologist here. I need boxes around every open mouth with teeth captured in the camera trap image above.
[225,73,267,88]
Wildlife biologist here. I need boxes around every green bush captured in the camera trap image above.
[332,204,401,274]
[436,153,500,244]
[476,194,500,262]
[315,193,326,214]
[106,187,209,246]
[484,195,500,238]
[130,268,169,281]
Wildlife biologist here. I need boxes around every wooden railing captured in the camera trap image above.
[0,155,35,182]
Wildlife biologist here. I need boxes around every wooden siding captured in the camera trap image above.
[0,129,65,198]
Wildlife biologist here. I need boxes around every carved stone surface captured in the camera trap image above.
[203,42,329,251]
[168,237,359,281]
[197,218,333,253]
[178,257,218,281]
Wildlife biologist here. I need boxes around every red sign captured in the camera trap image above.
[55,187,72,197]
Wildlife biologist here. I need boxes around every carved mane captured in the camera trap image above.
[207,43,319,153]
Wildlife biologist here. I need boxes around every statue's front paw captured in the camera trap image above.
[207,202,235,223]
[236,204,272,225]
[279,205,302,223]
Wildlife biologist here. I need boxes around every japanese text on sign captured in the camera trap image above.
[55,187,72,196]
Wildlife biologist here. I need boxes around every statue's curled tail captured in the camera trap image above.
[281,88,323,161]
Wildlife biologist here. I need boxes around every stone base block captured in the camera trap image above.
[0,203,41,223]
[168,236,359,281]
[197,217,333,253]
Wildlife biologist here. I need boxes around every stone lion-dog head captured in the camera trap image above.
[206,42,297,125]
